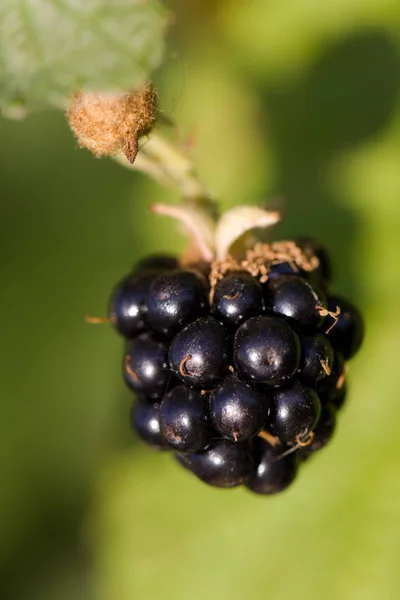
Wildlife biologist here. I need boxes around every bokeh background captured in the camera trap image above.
[2,1,400,598]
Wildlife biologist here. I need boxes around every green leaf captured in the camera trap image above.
[0,0,168,118]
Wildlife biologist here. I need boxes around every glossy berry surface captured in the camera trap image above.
[131,400,165,450]
[269,381,321,444]
[109,271,156,338]
[135,254,179,273]
[298,333,334,386]
[169,317,229,388]
[246,439,298,495]
[176,439,254,488]
[123,334,170,400]
[211,271,264,328]
[326,294,364,360]
[234,316,301,385]
[266,275,327,328]
[159,386,213,452]
[209,376,270,442]
[147,269,209,337]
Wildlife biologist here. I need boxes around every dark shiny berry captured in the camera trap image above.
[326,294,364,360]
[169,317,229,388]
[317,351,346,400]
[130,400,165,450]
[135,254,179,273]
[269,381,321,444]
[159,386,213,452]
[147,269,209,337]
[234,316,301,385]
[298,333,334,386]
[266,275,327,328]
[209,376,270,442]
[300,404,336,458]
[211,272,264,328]
[297,237,333,287]
[123,334,170,400]
[176,439,254,488]
[109,271,156,338]
[246,439,298,494]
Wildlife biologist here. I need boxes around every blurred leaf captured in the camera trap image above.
[0,0,168,118]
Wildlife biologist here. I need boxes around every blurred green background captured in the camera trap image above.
[2,1,400,598]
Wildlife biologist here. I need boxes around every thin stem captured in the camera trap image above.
[112,132,211,202]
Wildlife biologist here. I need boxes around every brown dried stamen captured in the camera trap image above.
[317,305,341,334]
[209,240,321,300]
[258,430,280,447]
[320,359,331,376]
[337,365,348,390]
[179,355,193,377]
[223,292,240,301]
[124,356,139,381]
[278,431,315,459]
[84,315,111,324]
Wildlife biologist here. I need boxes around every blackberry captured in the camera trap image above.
[169,316,229,388]
[298,333,334,386]
[246,439,298,495]
[326,294,364,360]
[209,376,271,442]
[103,217,363,494]
[268,381,321,444]
[123,333,170,400]
[159,386,213,452]
[234,315,301,385]
[176,439,254,488]
[147,269,209,337]
[131,399,166,450]
[211,271,264,328]
[266,275,327,329]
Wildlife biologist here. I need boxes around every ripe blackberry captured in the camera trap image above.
[266,275,328,329]
[108,270,156,338]
[234,315,301,385]
[209,376,271,442]
[326,294,364,360]
[176,439,254,488]
[211,271,264,328]
[131,399,166,450]
[159,386,213,452]
[102,203,363,494]
[147,269,209,337]
[123,333,170,400]
[298,333,334,386]
[268,381,321,444]
[246,438,298,495]
[169,316,229,388]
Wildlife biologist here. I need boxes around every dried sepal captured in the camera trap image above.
[214,206,280,260]
[66,82,157,164]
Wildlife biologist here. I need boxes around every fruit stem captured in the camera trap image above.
[112,132,211,203]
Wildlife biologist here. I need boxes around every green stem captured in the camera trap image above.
[112,132,211,203]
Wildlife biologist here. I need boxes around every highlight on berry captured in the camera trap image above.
[94,227,363,495]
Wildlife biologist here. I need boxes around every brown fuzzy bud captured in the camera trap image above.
[66,82,157,163]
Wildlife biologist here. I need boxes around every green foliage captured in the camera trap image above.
[0,0,168,118]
